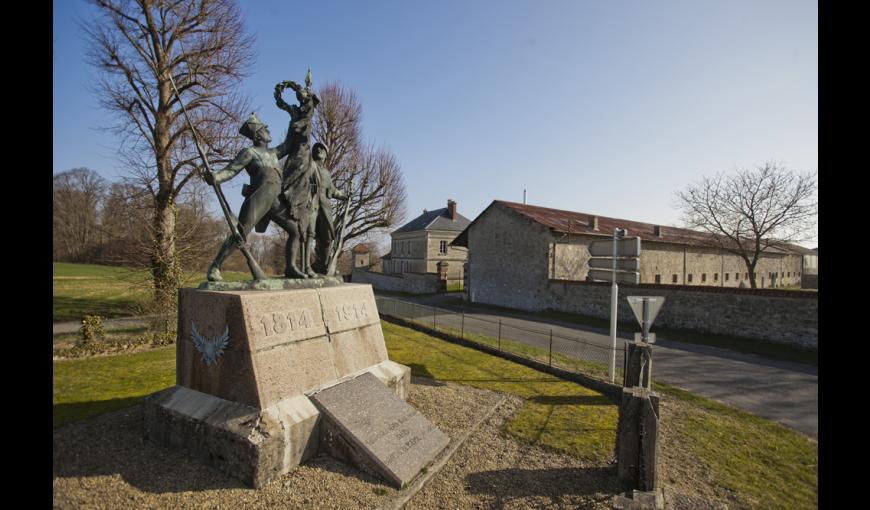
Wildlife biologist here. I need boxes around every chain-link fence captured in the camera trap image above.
[375,296,625,384]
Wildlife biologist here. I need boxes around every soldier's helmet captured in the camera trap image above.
[239,112,267,141]
[312,142,329,159]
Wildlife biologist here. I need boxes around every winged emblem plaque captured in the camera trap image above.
[190,321,230,367]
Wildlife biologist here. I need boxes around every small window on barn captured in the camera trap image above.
[702,273,707,282]
[714,273,718,281]
[688,274,693,283]
[725,273,729,281]
[672,274,678,283]
[655,274,661,284]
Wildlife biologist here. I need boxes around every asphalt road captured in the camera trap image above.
[377,293,818,440]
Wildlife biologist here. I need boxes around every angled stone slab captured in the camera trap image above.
[310,372,450,488]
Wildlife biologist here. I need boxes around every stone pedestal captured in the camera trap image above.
[143,283,419,488]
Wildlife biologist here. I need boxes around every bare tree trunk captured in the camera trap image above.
[152,193,181,313]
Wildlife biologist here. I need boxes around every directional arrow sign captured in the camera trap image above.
[588,269,640,284]
[626,296,665,327]
[588,257,641,271]
[588,237,641,257]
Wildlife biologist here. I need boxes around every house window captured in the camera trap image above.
[688,274,693,283]
[655,274,661,284]
[735,273,739,280]
[702,273,707,282]
[440,240,447,254]
[714,273,718,281]
[725,273,729,281]
[672,274,678,283]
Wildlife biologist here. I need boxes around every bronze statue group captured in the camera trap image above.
[203,74,349,282]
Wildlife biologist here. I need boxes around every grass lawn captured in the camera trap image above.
[654,383,817,510]
[52,262,250,322]
[53,345,176,428]
[53,320,816,509]
[443,298,817,366]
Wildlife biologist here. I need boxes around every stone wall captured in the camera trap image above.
[547,280,817,348]
[351,268,443,294]
[467,205,553,310]
[425,231,467,278]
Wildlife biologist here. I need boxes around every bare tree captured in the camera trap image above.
[84,0,255,312]
[674,162,817,289]
[53,168,107,262]
[312,82,407,247]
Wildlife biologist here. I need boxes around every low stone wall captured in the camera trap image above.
[476,279,817,348]
[801,274,818,289]
[351,268,443,294]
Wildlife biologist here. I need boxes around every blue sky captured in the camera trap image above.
[53,0,818,247]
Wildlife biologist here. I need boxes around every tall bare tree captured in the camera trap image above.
[53,168,107,261]
[84,0,255,312]
[312,83,407,248]
[674,162,817,289]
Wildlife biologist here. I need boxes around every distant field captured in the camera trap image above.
[52,262,249,322]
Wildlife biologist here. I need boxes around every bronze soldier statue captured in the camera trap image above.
[307,144,350,276]
[275,77,349,278]
[203,112,307,281]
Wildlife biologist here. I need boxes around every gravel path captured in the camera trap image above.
[54,375,749,509]
[54,378,617,509]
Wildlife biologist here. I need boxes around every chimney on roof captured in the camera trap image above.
[654,225,663,238]
[590,215,599,230]
[447,199,457,220]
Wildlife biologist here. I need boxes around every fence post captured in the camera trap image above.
[433,307,437,330]
[461,312,465,339]
[498,319,502,350]
[549,329,553,366]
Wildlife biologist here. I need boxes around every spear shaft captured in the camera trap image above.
[166,69,266,280]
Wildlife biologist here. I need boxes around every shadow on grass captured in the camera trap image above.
[528,395,613,406]
[464,467,619,501]
[54,396,146,429]
[407,364,446,386]
[53,296,143,322]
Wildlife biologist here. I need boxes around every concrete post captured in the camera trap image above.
[615,387,660,492]
[625,342,653,389]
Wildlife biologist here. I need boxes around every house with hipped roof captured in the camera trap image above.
[382,199,470,281]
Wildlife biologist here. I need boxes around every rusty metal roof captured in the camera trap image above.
[452,200,806,255]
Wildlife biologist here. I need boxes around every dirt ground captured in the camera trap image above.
[54,373,744,509]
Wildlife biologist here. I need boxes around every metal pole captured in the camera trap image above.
[610,228,619,383]
[642,298,650,342]
[623,342,628,387]
[549,329,553,366]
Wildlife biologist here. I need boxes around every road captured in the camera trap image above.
[377,292,818,440]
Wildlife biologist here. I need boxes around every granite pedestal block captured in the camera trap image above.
[143,283,415,488]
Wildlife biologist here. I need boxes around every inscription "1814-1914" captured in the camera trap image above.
[335,302,369,322]
[258,309,315,336]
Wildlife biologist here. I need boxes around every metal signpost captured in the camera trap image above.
[627,296,665,344]
[587,229,641,383]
